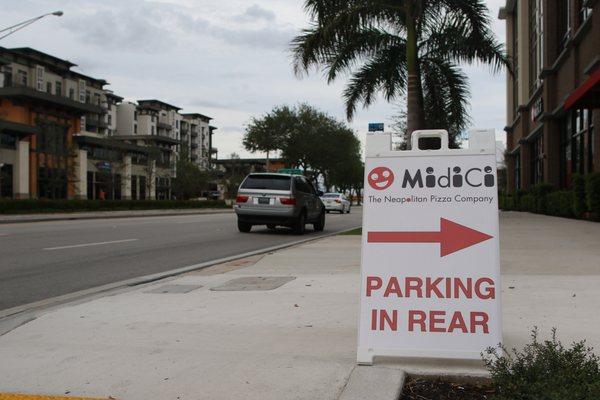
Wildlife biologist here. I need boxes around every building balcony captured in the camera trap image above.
[190,129,198,137]
[157,121,172,130]
[0,82,102,114]
[210,147,218,154]
[191,143,198,149]
[180,125,189,134]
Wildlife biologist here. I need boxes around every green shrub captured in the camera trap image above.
[531,183,554,213]
[484,328,600,400]
[572,174,587,218]
[546,191,574,218]
[519,194,536,212]
[586,173,600,219]
[0,199,228,214]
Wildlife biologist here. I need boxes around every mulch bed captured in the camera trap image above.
[400,377,495,400]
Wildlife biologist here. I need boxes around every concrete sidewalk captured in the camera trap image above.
[0,208,233,224]
[0,212,599,399]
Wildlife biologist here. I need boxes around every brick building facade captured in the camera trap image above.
[499,0,599,192]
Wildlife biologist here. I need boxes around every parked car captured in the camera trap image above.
[234,173,325,234]
[320,193,351,214]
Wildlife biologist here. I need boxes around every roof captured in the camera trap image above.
[181,113,212,121]
[137,99,181,111]
[0,47,108,86]
[73,134,149,154]
[7,47,76,68]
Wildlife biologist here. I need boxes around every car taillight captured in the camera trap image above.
[236,195,249,203]
[335,199,341,203]
[280,197,296,205]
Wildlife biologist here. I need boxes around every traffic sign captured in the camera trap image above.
[357,129,501,364]
[368,123,384,132]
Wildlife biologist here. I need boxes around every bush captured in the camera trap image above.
[572,174,587,218]
[484,328,600,400]
[531,183,554,213]
[0,199,228,214]
[546,191,574,218]
[586,173,600,219]
[519,194,536,212]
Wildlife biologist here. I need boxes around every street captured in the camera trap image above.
[0,209,362,311]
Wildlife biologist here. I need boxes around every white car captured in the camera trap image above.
[321,193,351,214]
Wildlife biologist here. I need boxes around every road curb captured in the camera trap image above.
[338,365,406,400]
[0,209,234,224]
[0,225,361,335]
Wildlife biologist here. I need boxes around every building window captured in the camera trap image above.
[529,0,543,94]
[587,111,595,173]
[579,3,592,24]
[151,126,155,135]
[512,6,519,113]
[0,133,16,149]
[46,82,52,93]
[93,93,100,106]
[134,111,138,121]
[557,0,571,53]
[514,151,521,190]
[69,88,75,99]
[531,134,544,185]
[55,81,62,96]
[1,163,14,197]
[17,70,27,86]
[560,109,593,187]
[85,90,91,104]
[134,124,138,134]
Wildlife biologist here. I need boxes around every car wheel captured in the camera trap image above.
[347,207,351,214]
[326,210,330,213]
[267,224,277,230]
[313,209,325,232]
[293,211,306,235]
[237,220,252,233]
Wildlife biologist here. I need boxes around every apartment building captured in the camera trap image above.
[0,47,106,199]
[499,1,599,192]
[0,46,218,200]
[181,113,211,169]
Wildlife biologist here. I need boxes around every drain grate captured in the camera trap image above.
[210,276,295,291]
[144,284,203,294]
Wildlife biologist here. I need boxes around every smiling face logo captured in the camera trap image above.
[368,167,394,190]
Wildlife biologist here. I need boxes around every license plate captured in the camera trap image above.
[258,197,270,204]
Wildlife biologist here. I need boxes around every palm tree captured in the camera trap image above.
[291,0,507,146]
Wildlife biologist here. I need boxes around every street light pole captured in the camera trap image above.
[0,11,63,41]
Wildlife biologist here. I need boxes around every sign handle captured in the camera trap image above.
[410,129,449,151]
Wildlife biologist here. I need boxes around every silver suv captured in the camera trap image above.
[234,173,325,234]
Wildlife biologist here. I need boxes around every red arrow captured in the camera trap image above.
[367,218,493,257]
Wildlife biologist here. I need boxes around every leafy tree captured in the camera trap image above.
[172,148,210,200]
[291,0,507,146]
[243,106,295,169]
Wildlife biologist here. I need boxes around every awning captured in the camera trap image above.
[564,68,600,110]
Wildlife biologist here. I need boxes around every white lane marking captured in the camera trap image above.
[44,238,139,251]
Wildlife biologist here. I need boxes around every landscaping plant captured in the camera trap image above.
[483,328,600,400]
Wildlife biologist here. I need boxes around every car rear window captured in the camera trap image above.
[322,194,340,198]
[241,175,291,191]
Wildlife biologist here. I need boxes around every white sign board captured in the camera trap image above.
[357,130,501,364]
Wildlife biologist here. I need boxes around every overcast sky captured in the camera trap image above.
[1,0,507,158]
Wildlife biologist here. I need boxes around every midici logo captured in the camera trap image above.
[402,166,495,188]
[368,167,394,190]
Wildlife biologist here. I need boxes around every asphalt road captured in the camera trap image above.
[0,208,362,311]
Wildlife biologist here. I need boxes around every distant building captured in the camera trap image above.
[215,157,287,177]
[499,1,598,192]
[0,46,218,200]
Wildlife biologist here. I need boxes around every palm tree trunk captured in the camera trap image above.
[405,1,424,139]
